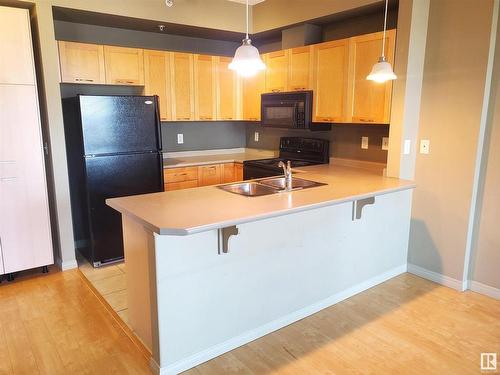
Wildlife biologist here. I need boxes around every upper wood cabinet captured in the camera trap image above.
[348,30,396,124]
[58,42,105,84]
[194,54,216,121]
[104,46,144,85]
[170,52,195,121]
[0,7,35,85]
[312,39,350,123]
[144,50,171,121]
[288,46,313,91]
[242,68,265,121]
[264,50,289,93]
[216,56,239,121]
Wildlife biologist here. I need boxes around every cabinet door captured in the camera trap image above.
[289,46,313,91]
[264,50,289,93]
[144,50,171,121]
[58,41,106,84]
[216,57,239,120]
[234,163,243,181]
[0,85,53,273]
[348,30,396,124]
[312,39,349,123]
[170,53,195,121]
[0,7,35,85]
[221,163,235,183]
[198,164,222,186]
[104,46,144,85]
[194,55,216,121]
[165,180,198,191]
[242,68,265,121]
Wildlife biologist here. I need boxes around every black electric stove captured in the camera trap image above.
[244,137,330,180]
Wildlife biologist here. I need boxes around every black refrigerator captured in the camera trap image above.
[63,95,164,267]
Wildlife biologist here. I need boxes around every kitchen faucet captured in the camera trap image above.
[278,160,293,191]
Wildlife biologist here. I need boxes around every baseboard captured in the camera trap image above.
[469,280,500,300]
[157,264,407,375]
[407,263,465,291]
[56,258,78,271]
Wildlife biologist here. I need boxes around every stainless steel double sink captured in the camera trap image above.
[217,177,326,197]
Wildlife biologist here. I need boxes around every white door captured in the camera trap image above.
[0,85,53,273]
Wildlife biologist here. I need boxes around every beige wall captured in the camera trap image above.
[408,0,494,281]
[472,18,500,289]
[252,0,381,33]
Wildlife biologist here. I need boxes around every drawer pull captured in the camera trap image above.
[75,78,94,82]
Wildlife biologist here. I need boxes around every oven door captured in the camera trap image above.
[261,101,298,128]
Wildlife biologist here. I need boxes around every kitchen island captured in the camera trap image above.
[107,164,415,375]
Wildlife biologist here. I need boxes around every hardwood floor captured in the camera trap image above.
[0,271,498,374]
[0,268,151,375]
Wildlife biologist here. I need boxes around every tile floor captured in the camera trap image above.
[77,254,130,326]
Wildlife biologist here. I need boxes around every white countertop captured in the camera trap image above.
[107,164,415,236]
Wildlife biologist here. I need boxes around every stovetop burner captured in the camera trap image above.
[245,158,318,170]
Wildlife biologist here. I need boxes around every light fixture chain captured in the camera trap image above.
[382,0,389,58]
[246,0,249,39]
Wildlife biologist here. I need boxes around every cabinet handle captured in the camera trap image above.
[177,117,191,120]
[0,160,15,164]
[359,118,375,123]
[220,117,233,120]
[199,116,213,120]
[292,87,306,90]
[115,79,135,84]
[271,89,281,93]
[0,177,17,181]
[75,78,94,82]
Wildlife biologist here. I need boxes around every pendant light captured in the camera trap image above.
[367,0,396,83]
[228,0,266,77]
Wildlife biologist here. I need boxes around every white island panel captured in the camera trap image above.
[137,188,412,374]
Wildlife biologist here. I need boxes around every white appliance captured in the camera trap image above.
[0,6,54,281]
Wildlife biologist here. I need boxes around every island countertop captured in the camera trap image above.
[106,164,416,235]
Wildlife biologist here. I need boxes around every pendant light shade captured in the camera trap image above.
[229,0,266,77]
[229,38,266,77]
[367,56,397,83]
[366,0,396,83]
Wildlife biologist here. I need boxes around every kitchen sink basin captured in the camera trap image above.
[218,177,327,197]
[217,182,278,197]
[258,177,327,190]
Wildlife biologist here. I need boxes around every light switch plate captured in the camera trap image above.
[254,131,259,142]
[403,140,411,154]
[420,139,430,154]
[382,137,389,151]
[177,134,184,144]
[361,136,369,150]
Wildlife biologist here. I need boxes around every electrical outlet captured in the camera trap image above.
[177,133,184,144]
[382,137,389,151]
[361,136,369,150]
[420,139,430,154]
[254,131,259,142]
[403,140,411,154]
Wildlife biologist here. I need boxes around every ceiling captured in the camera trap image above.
[227,0,266,5]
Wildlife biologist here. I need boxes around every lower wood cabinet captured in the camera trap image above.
[163,162,243,191]
[198,164,222,186]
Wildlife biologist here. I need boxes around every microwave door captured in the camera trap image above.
[262,102,297,128]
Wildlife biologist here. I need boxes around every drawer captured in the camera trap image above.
[164,180,198,191]
[164,166,198,183]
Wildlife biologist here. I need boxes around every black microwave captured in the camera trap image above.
[261,91,313,129]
